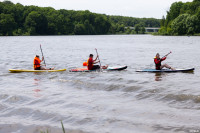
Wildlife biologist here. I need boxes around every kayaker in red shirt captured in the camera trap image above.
[154,53,175,70]
[87,54,108,70]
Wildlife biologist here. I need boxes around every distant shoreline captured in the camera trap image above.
[0,1,160,36]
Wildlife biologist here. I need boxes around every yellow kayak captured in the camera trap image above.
[9,69,66,73]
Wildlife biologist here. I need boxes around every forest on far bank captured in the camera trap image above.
[0,0,160,36]
[159,0,200,35]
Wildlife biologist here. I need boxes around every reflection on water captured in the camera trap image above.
[33,78,40,85]
[33,89,41,97]
[33,78,42,97]
[154,71,195,81]
[154,72,164,81]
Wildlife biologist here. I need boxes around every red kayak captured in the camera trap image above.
[69,66,127,72]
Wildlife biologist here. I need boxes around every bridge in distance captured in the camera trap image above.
[126,27,160,32]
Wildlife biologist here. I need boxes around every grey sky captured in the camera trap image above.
[8,0,193,18]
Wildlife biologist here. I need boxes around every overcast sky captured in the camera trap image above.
[7,0,193,19]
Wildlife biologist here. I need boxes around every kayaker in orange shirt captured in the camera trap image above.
[33,55,54,70]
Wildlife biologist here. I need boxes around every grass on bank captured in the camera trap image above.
[40,121,66,133]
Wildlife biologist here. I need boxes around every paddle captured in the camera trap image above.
[40,44,46,67]
[95,48,102,70]
[162,51,172,59]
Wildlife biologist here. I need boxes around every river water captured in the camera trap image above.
[0,35,200,133]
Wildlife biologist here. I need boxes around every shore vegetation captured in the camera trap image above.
[0,0,160,36]
[159,0,200,35]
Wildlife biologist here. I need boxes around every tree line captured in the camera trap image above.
[0,0,160,36]
[109,16,160,34]
[159,0,200,35]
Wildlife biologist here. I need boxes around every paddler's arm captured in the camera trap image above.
[93,60,100,64]
[94,55,98,61]
[40,57,44,63]
[161,57,166,61]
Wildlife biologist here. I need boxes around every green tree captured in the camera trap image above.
[74,23,86,35]
[25,11,48,35]
[140,27,145,34]
[3,0,13,4]
[0,13,16,35]
[171,14,189,35]
[134,24,140,34]
[195,7,200,33]
[94,15,111,34]
[116,24,125,33]
[165,2,184,27]
[84,20,95,34]
[160,16,165,27]
[134,23,145,34]
[186,15,198,35]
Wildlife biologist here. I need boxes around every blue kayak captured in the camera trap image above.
[136,68,195,72]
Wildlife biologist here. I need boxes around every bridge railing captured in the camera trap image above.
[125,27,160,32]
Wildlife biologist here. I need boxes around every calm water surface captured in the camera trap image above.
[0,35,200,133]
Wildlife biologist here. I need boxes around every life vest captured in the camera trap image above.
[87,57,93,70]
[33,57,41,70]
[154,57,166,70]
[83,62,87,66]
